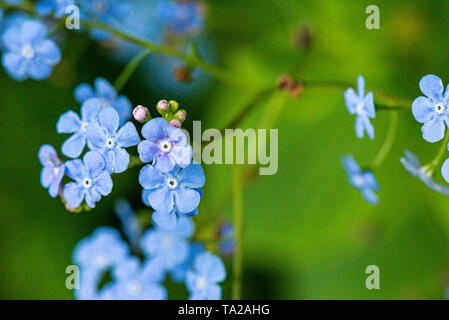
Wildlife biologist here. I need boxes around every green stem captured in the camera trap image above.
[370,111,399,171]
[114,49,152,92]
[232,165,244,300]
[429,131,449,170]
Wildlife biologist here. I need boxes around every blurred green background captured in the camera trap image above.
[2,0,449,299]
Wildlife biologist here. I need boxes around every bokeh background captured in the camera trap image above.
[2,0,449,299]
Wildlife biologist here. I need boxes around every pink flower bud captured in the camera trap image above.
[169,119,182,128]
[157,100,169,113]
[175,110,186,121]
[133,105,149,122]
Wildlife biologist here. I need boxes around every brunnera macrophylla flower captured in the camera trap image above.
[344,75,376,140]
[36,0,75,18]
[63,151,113,208]
[342,155,379,205]
[412,74,449,143]
[186,252,226,300]
[57,98,103,158]
[140,216,194,270]
[1,19,61,81]
[38,144,65,198]
[400,150,449,195]
[138,117,192,173]
[86,107,140,174]
[139,163,205,214]
[74,78,132,126]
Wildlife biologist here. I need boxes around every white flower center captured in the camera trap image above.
[167,177,178,189]
[352,174,364,188]
[106,137,115,149]
[94,255,107,268]
[159,139,172,152]
[81,122,89,132]
[82,177,93,189]
[163,235,174,247]
[126,280,142,295]
[435,103,445,115]
[356,101,365,115]
[196,277,207,290]
[21,45,35,60]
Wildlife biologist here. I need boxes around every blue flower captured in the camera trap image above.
[156,0,204,35]
[138,117,192,173]
[74,78,132,125]
[140,217,194,269]
[36,0,75,18]
[109,257,167,300]
[342,155,379,204]
[57,98,102,158]
[218,222,235,257]
[1,19,61,81]
[114,199,141,249]
[171,242,205,283]
[139,163,205,214]
[186,252,226,300]
[86,107,140,173]
[401,150,449,195]
[344,75,376,139]
[38,144,65,198]
[412,74,449,143]
[63,151,113,208]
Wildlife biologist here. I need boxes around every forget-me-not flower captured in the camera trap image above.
[74,78,132,125]
[138,117,192,173]
[36,0,75,18]
[139,163,205,214]
[412,74,449,143]
[342,155,379,204]
[38,144,65,198]
[140,217,194,269]
[171,242,205,283]
[63,151,113,208]
[401,150,449,195]
[186,252,226,300]
[344,75,376,139]
[86,107,140,173]
[156,0,204,35]
[1,19,61,81]
[57,98,102,158]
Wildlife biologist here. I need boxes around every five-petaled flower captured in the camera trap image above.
[38,144,65,198]
[74,78,132,125]
[344,75,376,140]
[342,155,379,204]
[138,118,192,173]
[412,74,449,143]
[57,98,103,158]
[63,151,113,208]
[139,163,205,214]
[1,19,61,81]
[87,107,140,173]
[186,252,226,300]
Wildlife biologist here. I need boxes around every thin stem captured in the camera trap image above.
[232,165,244,300]
[114,49,152,92]
[430,131,449,170]
[370,111,399,171]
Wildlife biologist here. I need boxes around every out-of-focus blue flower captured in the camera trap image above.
[74,78,132,125]
[171,242,204,283]
[218,222,235,257]
[156,0,204,35]
[109,257,167,300]
[401,150,449,195]
[36,0,75,18]
[57,98,102,158]
[114,199,141,249]
[412,74,449,143]
[1,19,61,81]
[344,75,376,140]
[138,118,192,173]
[140,217,194,269]
[78,0,132,40]
[139,163,205,214]
[342,155,379,205]
[38,144,65,198]
[186,252,226,300]
[63,151,113,208]
[86,107,140,173]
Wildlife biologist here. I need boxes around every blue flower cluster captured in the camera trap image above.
[39,78,138,209]
[73,201,226,300]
